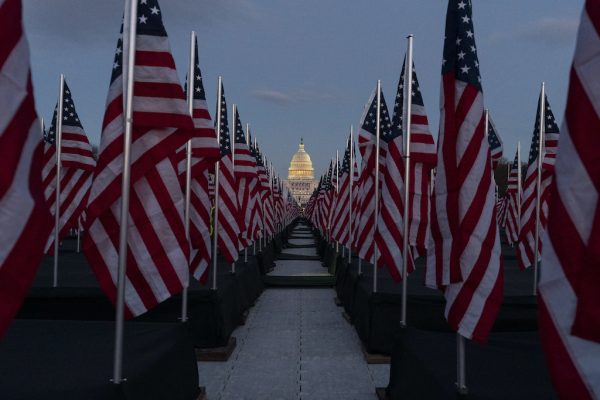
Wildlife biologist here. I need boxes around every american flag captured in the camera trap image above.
[394,60,437,258]
[539,3,600,397]
[176,36,219,283]
[42,80,95,253]
[83,0,193,317]
[425,0,503,343]
[487,113,503,170]
[233,108,257,248]
[496,195,507,227]
[0,0,53,337]
[247,135,263,240]
[214,82,240,262]
[504,149,520,245]
[350,142,361,251]
[376,59,427,281]
[256,145,273,238]
[355,86,392,263]
[330,136,352,246]
[517,93,560,270]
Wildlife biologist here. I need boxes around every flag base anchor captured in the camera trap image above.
[455,383,468,396]
[195,337,237,362]
[196,386,208,400]
[375,387,390,400]
[361,344,390,364]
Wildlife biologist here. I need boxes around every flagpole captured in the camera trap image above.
[231,104,237,275]
[517,141,521,228]
[76,217,81,253]
[245,122,250,264]
[181,31,196,323]
[484,109,490,171]
[456,333,468,394]
[212,77,223,291]
[400,35,413,327]
[335,150,339,252]
[373,80,381,294]
[348,126,353,266]
[52,73,65,288]
[112,0,137,384]
[533,82,545,296]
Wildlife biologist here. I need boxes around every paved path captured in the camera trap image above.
[198,276,388,399]
[267,259,329,276]
[197,224,388,399]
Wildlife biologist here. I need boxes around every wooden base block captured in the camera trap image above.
[342,311,352,324]
[196,386,208,400]
[362,345,391,364]
[196,337,237,362]
[375,387,389,400]
[334,297,342,307]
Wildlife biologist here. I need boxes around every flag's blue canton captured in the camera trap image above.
[340,139,351,174]
[362,90,393,142]
[511,151,519,170]
[442,0,482,90]
[528,95,559,165]
[45,81,83,145]
[234,110,246,144]
[249,134,258,158]
[216,83,231,157]
[256,146,265,168]
[391,60,425,140]
[487,122,502,151]
[323,162,333,190]
[185,40,207,101]
[109,0,167,84]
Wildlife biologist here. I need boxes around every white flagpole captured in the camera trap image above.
[484,109,491,171]
[456,333,468,394]
[212,77,223,290]
[76,217,81,253]
[335,150,339,252]
[181,31,196,323]
[255,136,264,253]
[348,126,353,266]
[245,122,250,264]
[400,35,413,327]
[113,0,137,384]
[373,80,381,293]
[533,82,545,295]
[517,141,522,228]
[231,104,237,275]
[52,74,65,288]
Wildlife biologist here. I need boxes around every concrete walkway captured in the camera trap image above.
[197,286,388,400]
[197,224,388,399]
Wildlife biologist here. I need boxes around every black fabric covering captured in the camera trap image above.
[19,252,264,348]
[339,248,539,355]
[385,328,556,399]
[256,242,276,275]
[0,320,198,400]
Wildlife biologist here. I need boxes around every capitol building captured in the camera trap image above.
[284,138,318,208]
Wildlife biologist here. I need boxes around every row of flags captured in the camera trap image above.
[305,0,600,397]
[1,0,598,396]
[0,0,300,325]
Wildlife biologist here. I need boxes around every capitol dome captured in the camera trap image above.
[288,138,314,180]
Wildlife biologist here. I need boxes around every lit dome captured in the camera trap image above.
[288,138,314,180]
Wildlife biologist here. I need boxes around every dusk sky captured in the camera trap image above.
[24,0,583,178]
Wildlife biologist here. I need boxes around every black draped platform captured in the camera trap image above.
[18,245,265,349]
[384,328,555,399]
[335,245,540,355]
[0,320,199,400]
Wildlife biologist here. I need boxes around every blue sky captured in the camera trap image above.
[24,0,584,178]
